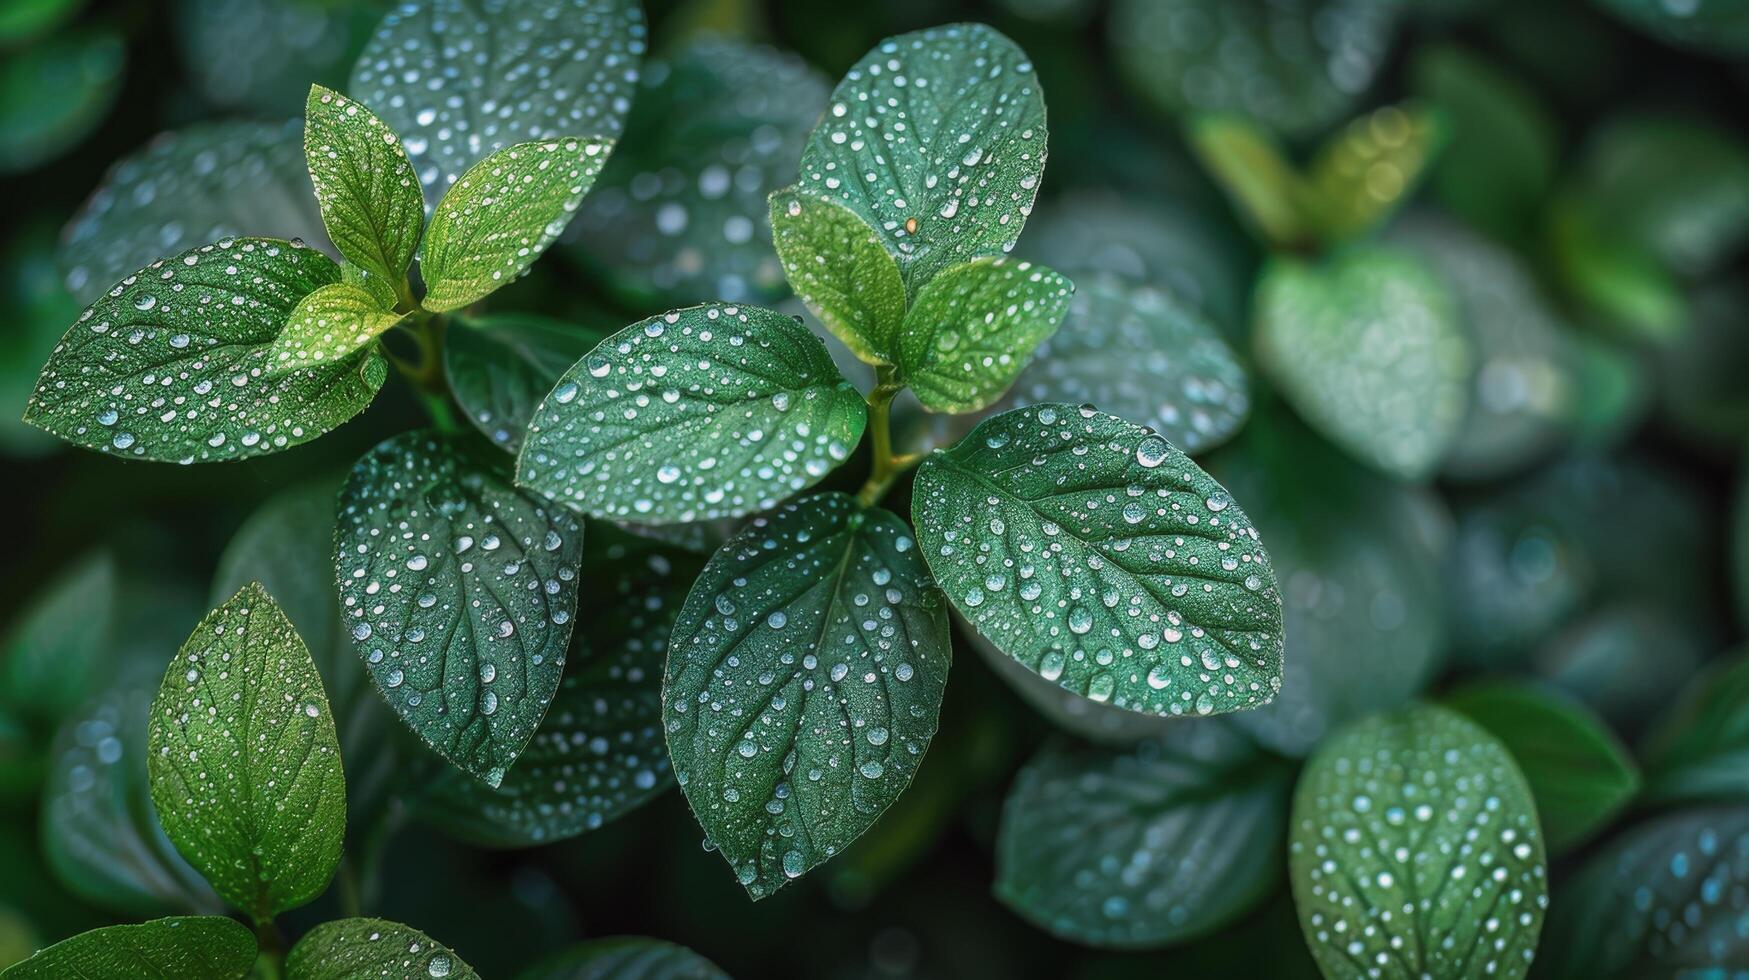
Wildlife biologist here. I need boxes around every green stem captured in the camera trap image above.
[254,919,285,980]
[854,368,924,507]
[390,312,458,433]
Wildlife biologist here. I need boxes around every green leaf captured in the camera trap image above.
[1289,704,1549,980]
[914,403,1284,717]
[58,121,330,304]
[146,583,346,923]
[0,31,124,175]
[1,551,115,725]
[797,24,1048,295]
[418,138,612,312]
[0,916,255,980]
[1641,653,1749,806]
[0,0,80,44]
[286,917,476,980]
[173,0,359,116]
[516,937,728,980]
[996,722,1292,948]
[1254,247,1470,480]
[336,431,584,787]
[1593,0,1749,56]
[1538,804,1749,978]
[342,262,401,312]
[444,315,606,453]
[1578,115,1749,277]
[25,238,388,463]
[517,303,866,524]
[303,85,424,288]
[993,272,1250,455]
[1445,680,1639,853]
[570,39,829,307]
[665,493,951,898]
[769,188,907,366]
[267,283,403,373]
[421,544,692,846]
[1306,103,1444,244]
[349,0,645,209]
[896,257,1073,414]
[1184,115,1311,249]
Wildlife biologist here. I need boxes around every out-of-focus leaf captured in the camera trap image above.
[1306,103,1444,243]
[1445,491,1590,665]
[1659,281,1749,450]
[1,552,115,727]
[286,917,477,979]
[1535,603,1706,730]
[443,315,605,453]
[1641,653,1749,807]
[1185,115,1310,249]
[1549,193,1686,343]
[0,917,255,980]
[0,225,79,456]
[0,906,32,973]
[1565,331,1651,449]
[516,937,727,980]
[1592,0,1749,55]
[0,31,123,175]
[0,0,81,44]
[175,0,360,114]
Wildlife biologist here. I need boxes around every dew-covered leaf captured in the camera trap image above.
[914,404,1284,717]
[1289,704,1548,980]
[516,936,729,980]
[444,315,606,453]
[993,272,1249,455]
[1,551,115,726]
[1540,804,1749,978]
[1254,247,1470,481]
[0,916,256,980]
[1184,115,1310,249]
[769,188,907,366]
[422,544,693,847]
[349,0,645,209]
[1445,680,1639,853]
[569,39,828,307]
[60,121,330,304]
[517,303,866,524]
[1109,0,1396,138]
[0,31,123,176]
[896,257,1073,414]
[268,282,403,373]
[336,431,584,788]
[304,85,424,288]
[419,137,612,312]
[146,583,346,923]
[996,722,1291,948]
[665,493,951,899]
[1306,103,1443,244]
[285,917,477,980]
[25,238,388,463]
[797,24,1048,296]
[1641,654,1749,807]
[343,262,401,312]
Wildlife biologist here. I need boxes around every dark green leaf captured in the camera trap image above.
[0,916,254,980]
[896,257,1073,413]
[1306,103,1444,244]
[174,0,359,115]
[517,303,866,524]
[1445,680,1639,853]
[0,0,80,44]
[1593,0,1749,56]
[336,432,584,787]
[796,24,1047,295]
[769,188,906,366]
[1184,115,1310,249]
[665,493,951,898]
[1289,705,1548,980]
[286,917,476,980]
[268,282,402,373]
[147,584,346,923]
[444,315,606,453]
[1,551,115,725]
[0,31,123,175]
[1535,603,1707,729]
[1254,247,1470,480]
[1642,653,1749,806]
[304,85,424,288]
[349,0,645,209]
[25,238,388,463]
[516,937,728,980]
[996,722,1291,948]
[914,404,1284,717]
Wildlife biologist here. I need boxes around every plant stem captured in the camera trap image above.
[254,919,285,980]
[390,312,458,433]
[855,367,924,507]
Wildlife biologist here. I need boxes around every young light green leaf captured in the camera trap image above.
[797,24,1047,295]
[996,723,1292,948]
[569,39,828,307]
[349,0,645,209]
[25,238,388,463]
[665,493,951,899]
[1641,653,1749,806]
[914,404,1283,717]
[896,257,1073,413]
[1445,680,1640,853]
[59,120,330,304]
[1185,115,1311,249]
[769,187,907,366]
[1307,103,1444,244]
[993,272,1250,455]
[444,314,606,452]
[304,85,423,287]
[146,583,345,923]
[342,262,400,312]
[419,137,612,312]
[1254,247,1470,480]
[516,937,728,980]
[267,282,402,373]
[0,916,255,980]
[517,303,867,524]
[1290,705,1548,980]
[285,917,476,980]
[1,551,115,725]
[336,432,584,788]
[1539,804,1749,978]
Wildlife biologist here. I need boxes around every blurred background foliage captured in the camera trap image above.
[2,0,1748,976]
